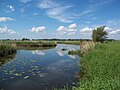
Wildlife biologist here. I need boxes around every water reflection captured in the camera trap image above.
[0,44,80,90]
[0,53,16,67]
[32,50,45,56]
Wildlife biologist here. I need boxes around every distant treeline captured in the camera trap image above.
[0,38,115,41]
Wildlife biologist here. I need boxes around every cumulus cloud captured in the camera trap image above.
[0,17,13,22]
[68,23,77,31]
[79,26,120,39]
[57,26,67,31]
[0,27,16,34]
[80,26,111,34]
[109,29,120,35]
[80,27,93,33]
[37,0,75,23]
[7,5,15,12]
[57,23,77,35]
[57,26,67,35]
[104,26,111,31]
[29,26,46,33]
[18,0,32,3]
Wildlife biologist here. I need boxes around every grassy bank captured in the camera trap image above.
[0,40,57,48]
[74,41,120,90]
[68,41,97,55]
[57,41,81,45]
[0,45,16,56]
[15,41,56,47]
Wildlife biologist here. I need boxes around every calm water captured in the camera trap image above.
[0,44,80,90]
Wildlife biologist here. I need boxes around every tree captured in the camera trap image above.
[21,38,30,41]
[92,26,108,42]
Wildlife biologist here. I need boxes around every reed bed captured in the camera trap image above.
[68,41,98,55]
[80,41,100,55]
[0,44,16,56]
[57,41,81,45]
[0,40,57,47]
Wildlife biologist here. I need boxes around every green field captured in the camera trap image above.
[73,41,120,90]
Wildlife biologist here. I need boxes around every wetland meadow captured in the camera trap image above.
[0,0,120,89]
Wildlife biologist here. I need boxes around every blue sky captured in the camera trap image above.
[0,0,120,39]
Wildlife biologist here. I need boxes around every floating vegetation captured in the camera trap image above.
[30,60,37,63]
[24,76,30,79]
[10,77,14,79]
[14,73,22,77]
[68,50,80,55]
[61,48,67,51]
[38,73,46,78]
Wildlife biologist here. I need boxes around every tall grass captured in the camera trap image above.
[73,41,120,90]
[0,45,16,56]
[0,40,57,47]
[68,41,97,55]
[57,41,81,45]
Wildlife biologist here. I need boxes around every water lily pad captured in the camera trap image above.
[10,77,14,79]
[14,73,22,76]
[30,60,37,62]
[39,73,46,78]
[24,76,29,79]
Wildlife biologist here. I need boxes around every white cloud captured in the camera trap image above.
[57,23,77,35]
[18,0,32,3]
[7,5,15,12]
[104,26,112,31]
[0,27,16,34]
[78,0,114,17]
[80,27,93,33]
[57,26,67,35]
[37,0,75,23]
[79,26,120,39]
[38,0,58,9]
[0,17,13,22]
[109,29,120,35]
[29,26,46,33]
[80,26,112,34]
[67,32,76,35]
[68,23,77,31]
[57,26,67,32]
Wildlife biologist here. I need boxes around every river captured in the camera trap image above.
[0,44,80,90]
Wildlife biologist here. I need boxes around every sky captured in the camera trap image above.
[0,0,120,39]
